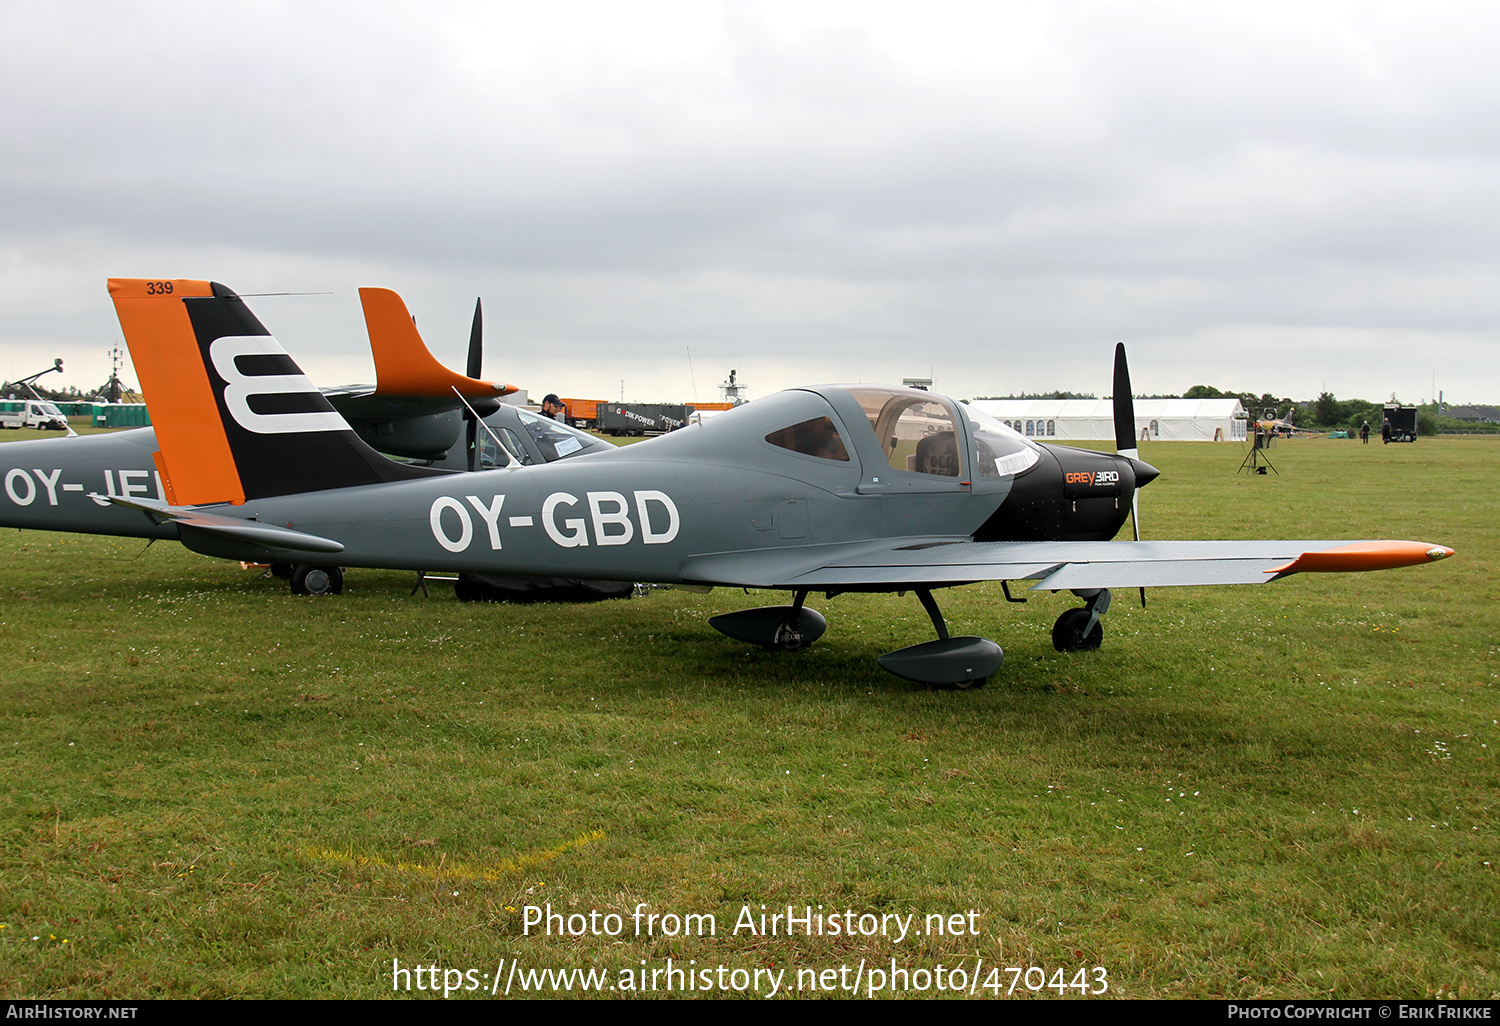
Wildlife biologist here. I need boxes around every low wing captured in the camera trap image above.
[680,539,1454,591]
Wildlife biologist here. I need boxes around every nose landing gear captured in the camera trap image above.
[1052,588,1110,652]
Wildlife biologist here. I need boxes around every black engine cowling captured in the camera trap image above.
[974,444,1155,542]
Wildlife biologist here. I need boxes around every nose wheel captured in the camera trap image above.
[1052,589,1110,652]
[1052,608,1103,651]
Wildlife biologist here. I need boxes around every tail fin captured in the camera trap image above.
[109,279,441,506]
[358,287,516,400]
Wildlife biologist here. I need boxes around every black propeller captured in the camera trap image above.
[1113,342,1138,464]
[466,298,483,472]
[1113,342,1148,607]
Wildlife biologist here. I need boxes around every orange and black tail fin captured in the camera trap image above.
[109,279,441,506]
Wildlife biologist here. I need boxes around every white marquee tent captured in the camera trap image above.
[967,398,1248,443]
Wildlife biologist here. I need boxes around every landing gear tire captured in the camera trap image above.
[290,565,344,596]
[709,606,828,650]
[950,677,987,691]
[770,620,810,651]
[1052,608,1102,652]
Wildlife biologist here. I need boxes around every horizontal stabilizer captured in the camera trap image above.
[101,496,345,554]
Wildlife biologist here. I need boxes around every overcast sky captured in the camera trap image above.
[2,1,1496,406]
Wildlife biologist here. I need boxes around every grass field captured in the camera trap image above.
[0,423,122,441]
[0,434,1494,999]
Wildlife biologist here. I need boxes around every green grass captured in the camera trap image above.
[0,435,1493,999]
[1,423,126,441]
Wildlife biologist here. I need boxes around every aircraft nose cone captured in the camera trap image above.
[1130,457,1160,488]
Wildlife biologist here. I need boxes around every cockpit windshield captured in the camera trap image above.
[965,405,1043,478]
[515,407,610,461]
[476,407,614,468]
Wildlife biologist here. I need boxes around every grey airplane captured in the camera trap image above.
[0,287,610,594]
[105,278,1453,686]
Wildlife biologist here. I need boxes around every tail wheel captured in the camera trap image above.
[290,565,344,596]
[1052,608,1102,652]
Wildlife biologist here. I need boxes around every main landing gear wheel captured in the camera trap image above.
[1052,608,1103,652]
[290,565,344,596]
[708,604,828,651]
[876,589,1004,687]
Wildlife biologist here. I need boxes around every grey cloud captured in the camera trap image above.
[0,1,1496,405]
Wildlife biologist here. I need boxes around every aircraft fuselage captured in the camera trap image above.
[161,386,1154,590]
[0,430,178,539]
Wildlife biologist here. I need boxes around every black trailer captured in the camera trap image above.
[598,403,693,436]
[1382,404,1417,443]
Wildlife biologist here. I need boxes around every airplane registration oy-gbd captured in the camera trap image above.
[104,278,1453,687]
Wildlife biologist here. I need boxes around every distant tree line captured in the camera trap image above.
[1303,391,1386,433]
[972,384,1298,421]
[971,391,1099,401]
[0,378,134,403]
[971,383,1495,435]
[1304,392,1497,435]
[1,382,82,401]
[1178,384,1298,422]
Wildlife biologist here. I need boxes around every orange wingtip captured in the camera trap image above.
[1267,541,1455,574]
[358,287,517,399]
